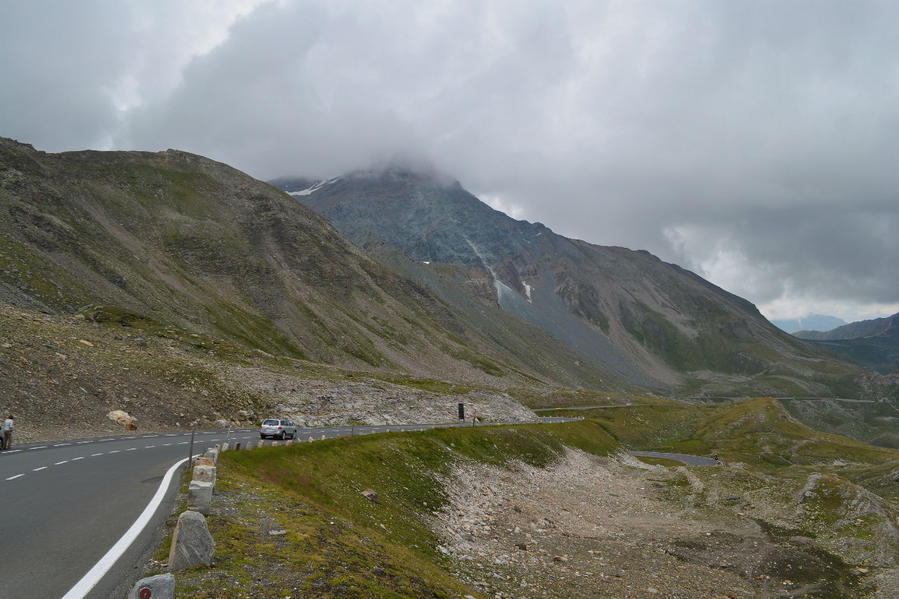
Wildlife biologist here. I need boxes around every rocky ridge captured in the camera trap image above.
[285,167,870,398]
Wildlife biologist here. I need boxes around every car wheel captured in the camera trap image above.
[279,431,286,440]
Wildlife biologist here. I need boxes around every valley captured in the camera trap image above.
[2,138,899,598]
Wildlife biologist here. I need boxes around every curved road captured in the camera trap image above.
[1,420,573,598]
[628,450,719,466]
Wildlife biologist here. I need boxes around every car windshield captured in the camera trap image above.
[262,419,279,425]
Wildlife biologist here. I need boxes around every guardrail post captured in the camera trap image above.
[188,428,195,471]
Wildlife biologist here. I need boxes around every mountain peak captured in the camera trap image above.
[272,168,861,395]
[349,157,459,189]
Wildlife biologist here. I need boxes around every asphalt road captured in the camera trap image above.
[0,420,571,598]
[628,450,719,466]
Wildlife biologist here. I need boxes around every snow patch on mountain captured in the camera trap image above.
[287,176,341,197]
[523,281,533,302]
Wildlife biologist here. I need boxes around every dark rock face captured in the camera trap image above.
[282,166,864,395]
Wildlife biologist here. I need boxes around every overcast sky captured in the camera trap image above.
[3,0,899,324]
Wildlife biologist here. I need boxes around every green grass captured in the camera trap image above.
[170,421,619,597]
[158,400,899,597]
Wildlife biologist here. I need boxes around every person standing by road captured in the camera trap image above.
[3,414,13,450]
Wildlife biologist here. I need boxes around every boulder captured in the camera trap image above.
[362,489,379,503]
[107,409,137,430]
[168,510,215,570]
[128,573,175,599]
[188,480,213,514]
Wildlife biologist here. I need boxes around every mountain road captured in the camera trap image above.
[0,419,575,598]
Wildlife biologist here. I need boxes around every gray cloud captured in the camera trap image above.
[3,0,899,321]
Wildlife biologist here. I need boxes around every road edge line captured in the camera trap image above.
[60,456,189,599]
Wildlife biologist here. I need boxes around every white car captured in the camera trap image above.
[259,418,298,440]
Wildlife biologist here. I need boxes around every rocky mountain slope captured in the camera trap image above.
[275,168,863,397]
[796,313,899,374]
[0,137,632,396]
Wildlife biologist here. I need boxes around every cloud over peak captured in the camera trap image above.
[3,0,899,321]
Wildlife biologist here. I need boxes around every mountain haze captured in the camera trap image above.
[772,314,847,334]
[279,167,862,397]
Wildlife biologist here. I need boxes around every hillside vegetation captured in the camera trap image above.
[3,138,672,439]
[164,421,618,597]
[159,399,899,598]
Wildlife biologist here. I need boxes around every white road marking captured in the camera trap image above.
[55,460,69,465]
[61,456,190,599]
[126,447,137,451]
[108,450,120,454]
[54,443,72,447]
[142,435,158,438]
[72,456,84,461]
[178,441,188,445]
[91,453,103,457]
[30,445,47,450]
[162,443,172,447]
[6,474,24,480]
[145,445,155,449]
[33,466,47,472]
[99,438,114,442]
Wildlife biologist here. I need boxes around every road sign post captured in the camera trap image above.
[188,428,195,472]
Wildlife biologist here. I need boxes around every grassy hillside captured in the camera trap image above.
[781,398,899,449]
[165,421,618,597]
[158,401,899,597]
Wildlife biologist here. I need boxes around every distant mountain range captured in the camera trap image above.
[771,314,846,334]
[272,168,863,397]
[793,313,899,374]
